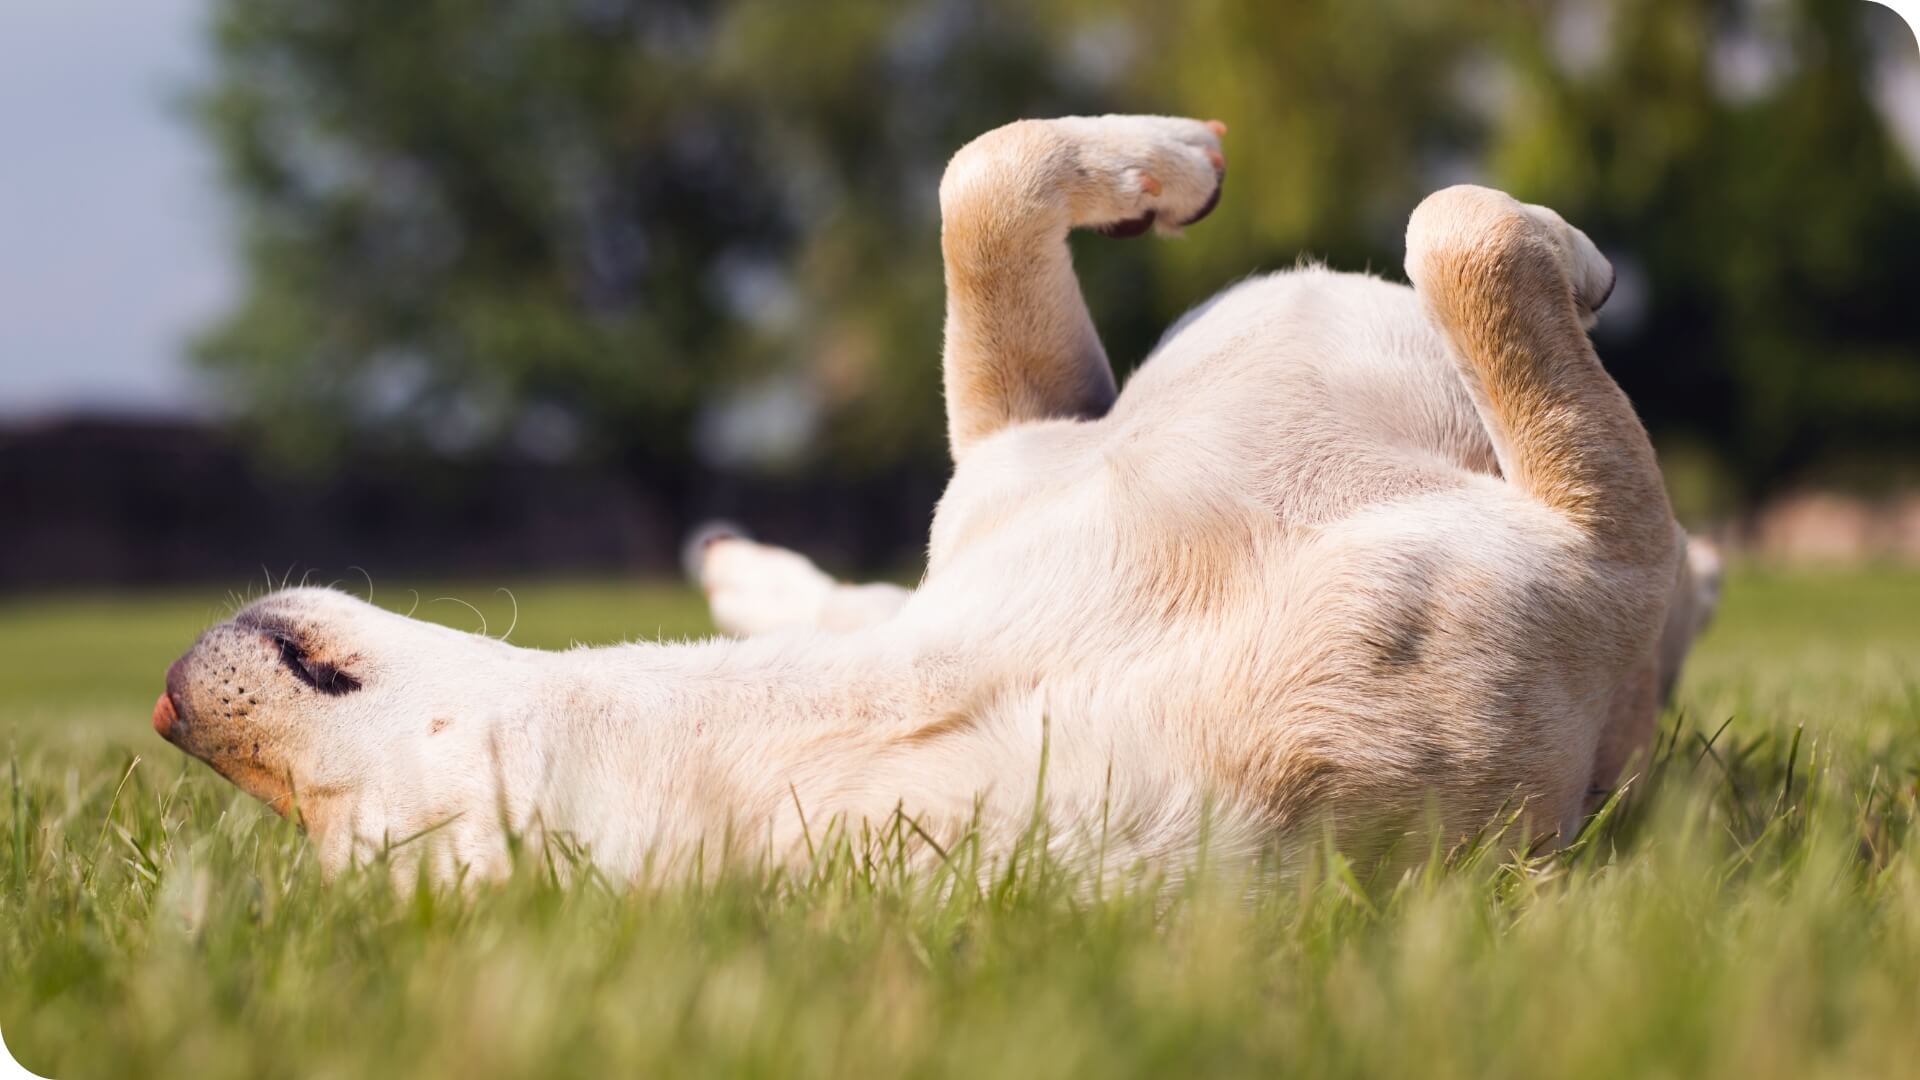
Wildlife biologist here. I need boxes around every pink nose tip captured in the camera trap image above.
[152,691,178,738]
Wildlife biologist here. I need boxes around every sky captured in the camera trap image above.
[0,0,229,418]
[0,3,1914,422]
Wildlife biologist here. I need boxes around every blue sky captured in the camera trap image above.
[0,3,1913,422]
[0,0,228,418]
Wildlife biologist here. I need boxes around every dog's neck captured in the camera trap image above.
[512,630,997,875]
[338,626,1237,884]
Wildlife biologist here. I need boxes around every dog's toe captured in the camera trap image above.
[1177,172,1224,227]
[681,520,749,583]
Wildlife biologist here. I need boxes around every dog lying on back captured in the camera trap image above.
[155,115,1719,884]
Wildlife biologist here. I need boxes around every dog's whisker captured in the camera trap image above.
[495,588,520,643]
[431,596,488,638]
[348,566,376,605]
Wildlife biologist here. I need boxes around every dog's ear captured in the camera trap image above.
[1685,535,1724,632]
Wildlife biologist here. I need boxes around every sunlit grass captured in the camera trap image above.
[3,569,1918,1078]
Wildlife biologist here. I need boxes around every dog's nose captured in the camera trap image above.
[152,691,179,740]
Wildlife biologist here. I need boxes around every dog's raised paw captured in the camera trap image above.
[1054,115,1227,238]
[1518,202,1614,325]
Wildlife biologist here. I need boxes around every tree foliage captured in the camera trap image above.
[196,0,1920,502]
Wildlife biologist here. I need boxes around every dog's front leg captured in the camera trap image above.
[938,115,1227,459]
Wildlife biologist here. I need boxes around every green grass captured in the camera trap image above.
[3,569,1918,1078]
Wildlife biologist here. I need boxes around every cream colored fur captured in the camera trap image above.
[156,115,1715,886]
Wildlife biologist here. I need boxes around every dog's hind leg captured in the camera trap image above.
[1406,188,1684,814]
[938,116,1227,459]
[687,527,909,637]
[1404,187,1677,575]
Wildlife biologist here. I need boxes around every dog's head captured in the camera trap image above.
[154,588,535,874]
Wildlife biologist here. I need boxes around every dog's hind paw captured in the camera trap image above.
[681,520,750,584]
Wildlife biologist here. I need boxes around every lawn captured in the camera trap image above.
[3,569,1918,1078]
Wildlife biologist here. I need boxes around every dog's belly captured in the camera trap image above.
[1107,491,1598,844]
[911,460,1607,852]
[1118,267,1501,480]
[905,268,1640,851]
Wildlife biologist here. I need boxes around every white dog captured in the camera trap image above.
[154,115,1718,884]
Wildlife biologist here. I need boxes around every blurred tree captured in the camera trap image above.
[1484,0,1920,506]
[197,0,799,476]
[194,0,1116,480]
[196,0,1920,509]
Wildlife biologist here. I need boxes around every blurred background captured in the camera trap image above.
[4,0,1919,592]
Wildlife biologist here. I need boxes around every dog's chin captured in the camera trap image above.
[155,704,289,816]
[155,691,303,819]
[192,744,302,818]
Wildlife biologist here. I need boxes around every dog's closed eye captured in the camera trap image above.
[271,631,363,697]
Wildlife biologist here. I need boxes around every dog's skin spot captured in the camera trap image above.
[430,717,452,735]
[1370,606,1433,671]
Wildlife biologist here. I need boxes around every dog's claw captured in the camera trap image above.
[1591,268,1617,312]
